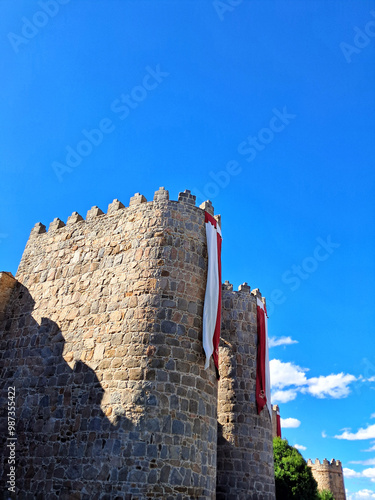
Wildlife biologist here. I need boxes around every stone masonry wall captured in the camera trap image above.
[216,283,275,500]
[0,188,218,499]
[307,459,346,500]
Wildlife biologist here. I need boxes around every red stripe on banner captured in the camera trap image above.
[277,413,281,438]
[205,211,217,228]
[212,230,222,375]
[256,305,267,414]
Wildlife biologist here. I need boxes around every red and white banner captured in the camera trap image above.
[276,406,281,438]
[256,298,271,416]
[202,212,222,374]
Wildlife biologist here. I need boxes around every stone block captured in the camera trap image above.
[251,288,262,299]
[86,206,104,220]
[30,222,46,237]
[238,282,250,292]
[153,186,169,201]
[48,218,65,232]
[67,212,84,225]
[222,280,233,291]
[107,199,125,214]
[172,420,184,435]
[129,193,147,206]
[178,189,196,205]
[199,200,214,215]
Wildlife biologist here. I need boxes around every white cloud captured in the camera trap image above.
[367,377,375,383]
[270,359,357,402]
[294,444,307,450]
[270,359,308,389]
[356,491,375,499]
[351,459,375,466]
[304,373,357,399]
[322,430,327,438]
[371,414,375,419]
[281,417,301,429]
[363,468,375,482]
[272,389,298,403]
[335,424,375,441]
[269,336,298,348]
[344,468,375,484]
[347,489,375,500]
[344,468,362,478]
[363,442,375,452]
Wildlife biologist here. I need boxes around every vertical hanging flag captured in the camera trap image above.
[202,212,222,375]
[276,406,281,438]
[256,298,271,416]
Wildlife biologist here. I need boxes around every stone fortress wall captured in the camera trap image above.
[307,459,346,500]
[0,188,275,499]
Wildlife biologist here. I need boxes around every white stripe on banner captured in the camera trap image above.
[257,298,271,417]
[203,221,219,369]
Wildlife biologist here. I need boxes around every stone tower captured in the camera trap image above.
[0,188,276,499]
[216,283,275,499]
[307,458,346,500]
[271,404,281,439]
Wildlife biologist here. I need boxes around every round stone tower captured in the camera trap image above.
[216,283,276,500]
[0,188,218,499]
[307,458,346,500]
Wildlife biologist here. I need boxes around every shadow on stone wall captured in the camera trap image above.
[216,417,275,500]
[0,284,145,500]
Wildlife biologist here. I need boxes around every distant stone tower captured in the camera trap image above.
[307,458,346,500]
[271,404,281,438]
[0,188,276,499]
[216,283,275,499]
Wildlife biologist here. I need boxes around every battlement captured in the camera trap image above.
[19,187,259,306]
[221,280,267,305]
[307,458,343,469]
[27,188,218,239]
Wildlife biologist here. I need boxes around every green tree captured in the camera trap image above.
[273,437,319,500]
[317,490,335,500]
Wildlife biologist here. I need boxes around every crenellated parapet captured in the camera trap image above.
[18,188,219,289]
[26,188,216,240]
[307,458,343,469]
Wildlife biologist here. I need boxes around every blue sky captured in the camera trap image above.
[1,1,375,497]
